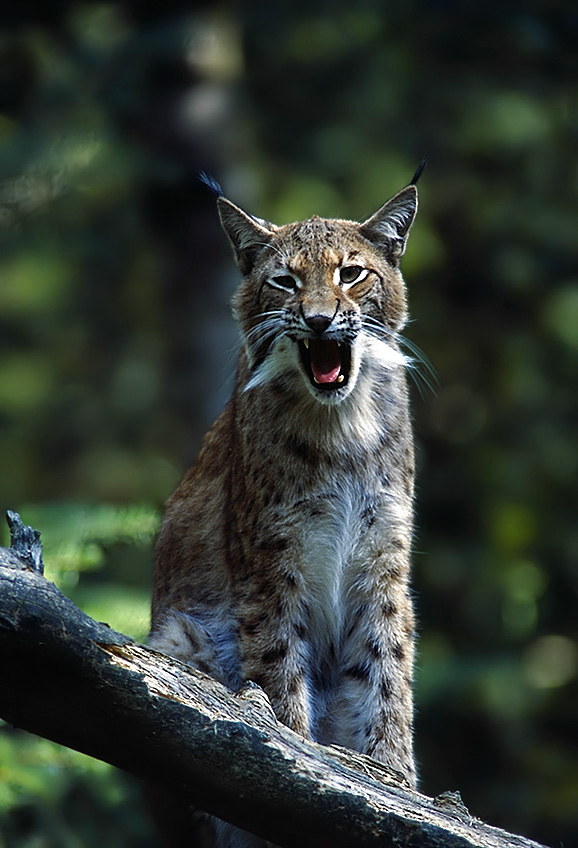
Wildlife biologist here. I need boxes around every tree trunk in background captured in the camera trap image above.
[112,4,239,459]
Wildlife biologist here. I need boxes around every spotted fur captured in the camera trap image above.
[150,185,419,847]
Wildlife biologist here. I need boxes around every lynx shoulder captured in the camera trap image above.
[150,183,419,844]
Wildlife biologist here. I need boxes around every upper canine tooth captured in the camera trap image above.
[303,339,310,349]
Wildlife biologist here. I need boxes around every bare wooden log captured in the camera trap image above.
[0,516,548,848]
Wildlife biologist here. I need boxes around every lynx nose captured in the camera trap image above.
[303,313,333,335]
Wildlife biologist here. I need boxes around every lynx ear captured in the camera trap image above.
[359,185,418,265]
[217,197,276,274]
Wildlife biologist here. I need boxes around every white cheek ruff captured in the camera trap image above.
[361,332,409,370]
[244,336,297,392]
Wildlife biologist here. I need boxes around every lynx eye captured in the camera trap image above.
[267,274,299,291]
[339,265,368,287]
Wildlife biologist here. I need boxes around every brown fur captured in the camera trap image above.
[150,186,419,847]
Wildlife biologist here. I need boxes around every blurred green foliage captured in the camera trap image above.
[5,502,159,640]
[0,502,158,848]
[0,725,156,848]
[1,2,577,847]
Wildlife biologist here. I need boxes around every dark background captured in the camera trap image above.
[1,2,577,846]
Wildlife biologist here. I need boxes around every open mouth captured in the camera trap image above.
[298,339,351,392]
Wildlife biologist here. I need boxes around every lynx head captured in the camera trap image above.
[218,186,417,406]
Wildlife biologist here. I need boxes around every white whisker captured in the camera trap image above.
[361,331,409,370]
[250,241,287,261]
[398,334,438,397]
[245,321,285,360]
[360,316,437,397]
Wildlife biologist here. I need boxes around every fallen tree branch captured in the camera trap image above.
[0,515,547,848]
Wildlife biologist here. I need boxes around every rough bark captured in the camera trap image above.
[0,516,548,848]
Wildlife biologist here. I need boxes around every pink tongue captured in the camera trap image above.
[310,339,342,383]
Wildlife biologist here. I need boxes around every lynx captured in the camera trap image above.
[149,178,420,847]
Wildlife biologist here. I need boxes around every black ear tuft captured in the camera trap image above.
[409,158,428,187]
[198,171,224,198]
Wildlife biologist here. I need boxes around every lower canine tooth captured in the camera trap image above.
[337,374,345,383]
